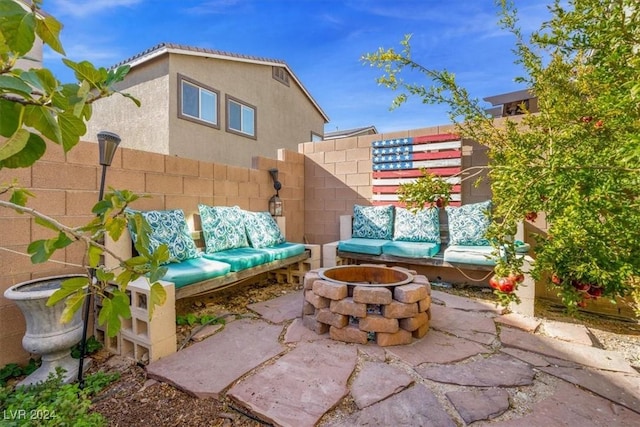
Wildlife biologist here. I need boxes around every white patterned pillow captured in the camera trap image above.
[352,204,394,240]
[198,205,249,253]
[393,207,441,243]
[243,211,286,248]
[445,200,492,246]
[127,209,199,263]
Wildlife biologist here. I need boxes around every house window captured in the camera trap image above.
[178,74,219,128]
[311,132,323,142]
[272,66,290,86]
[226,95,256,138]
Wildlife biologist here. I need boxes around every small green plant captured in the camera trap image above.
[71,336,103,359]
[0,360,39,387]
[0,368,119,426]
[398,169,453,210]
[176,313,226,327]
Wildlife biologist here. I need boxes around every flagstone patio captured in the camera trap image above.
[146,290,640,426]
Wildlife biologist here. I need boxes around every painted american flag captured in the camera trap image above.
[371,133,463,206]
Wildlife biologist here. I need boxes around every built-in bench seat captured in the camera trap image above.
[124,205,310,299]
[329,201,531,274]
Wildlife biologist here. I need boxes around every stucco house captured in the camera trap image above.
[85,43,329,167]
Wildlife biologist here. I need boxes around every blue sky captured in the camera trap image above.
[42,0,553,134]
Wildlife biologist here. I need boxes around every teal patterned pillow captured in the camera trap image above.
[198,205,248,253]
[445,200,492,246]
[352,204,394,240]
[243,211,286,248]
[393,207,441,243]
[127,209,200,263]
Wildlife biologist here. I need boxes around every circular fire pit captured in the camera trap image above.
[302,265,432,346]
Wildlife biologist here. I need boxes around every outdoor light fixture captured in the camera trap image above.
[78,131,122,387]
[268,168,283,216]
[97,131,121,199]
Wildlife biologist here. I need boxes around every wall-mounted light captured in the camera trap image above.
[268,168,283,216]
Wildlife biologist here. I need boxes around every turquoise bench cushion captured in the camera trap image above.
[514,241,531,253]
[382,241,441,258]
[338,238,389,256]
[258,242,306,261]
[443,245,501,266]
[162,258,231,289]
[202,247,271,272]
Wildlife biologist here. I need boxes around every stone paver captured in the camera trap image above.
[431,290,504,313]
[540,366,640,414]
[247,290,302,323]
[147,319,284,398]
[540,319,593,346]
[350,361,414,409]
[430,303,497,345]
[228,340,357,427]
[446,388,510,424]
[500,326,636,373]
[416,353,535,387]
[190,323,224,342]
[283,317,328,343]
[387,330,489,366]
[146,290,639,426]
[488,380,640,426]
[494,312,541,332]
[329,384,455,427]
[500,347,580,368]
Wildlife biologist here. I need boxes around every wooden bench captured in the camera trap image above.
[106,217,318,301]
[175,230,312,299]
[323,213,535,316]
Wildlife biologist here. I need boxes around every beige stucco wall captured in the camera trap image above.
[85,58,171,155]
[0,140,304,367]
[86,53,325,168]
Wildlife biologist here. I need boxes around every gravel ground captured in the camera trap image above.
[89,280,640,426]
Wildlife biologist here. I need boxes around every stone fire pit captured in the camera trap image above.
[302,265,432,346]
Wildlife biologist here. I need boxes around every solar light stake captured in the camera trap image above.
[78,131,121,388]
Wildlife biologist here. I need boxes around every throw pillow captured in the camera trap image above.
[198,205,249,253]
[126,209,200,263]
[243,211,286,248]
[352,204,394,240]
[445,200,492,246]
[393,207,441,243]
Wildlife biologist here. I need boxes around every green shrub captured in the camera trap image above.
[0,368,119,426]
[0,360,39,387]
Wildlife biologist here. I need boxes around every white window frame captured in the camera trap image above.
[178,74,219,128]
[226,94,257,139]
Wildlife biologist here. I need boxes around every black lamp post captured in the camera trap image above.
[268,168,283,216]
[78,131,121,387]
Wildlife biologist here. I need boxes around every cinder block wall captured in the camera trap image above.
[300,125,492,245]
[0,140,303,367]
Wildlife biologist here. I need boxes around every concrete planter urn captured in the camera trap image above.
[4,274,85,386]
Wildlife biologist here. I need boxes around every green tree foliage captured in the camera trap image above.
[364,0,640,314]
[0,0,167,336]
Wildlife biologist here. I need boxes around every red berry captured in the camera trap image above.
[580,116,593,123]
[497,277,515,293]
[489,275,500,290]
[571,280,590,291]
[525,211,538,221]
[587,286,603,298]
[508,272,525,284]
[594,120,604,129]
